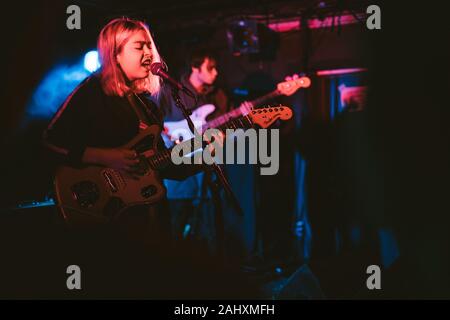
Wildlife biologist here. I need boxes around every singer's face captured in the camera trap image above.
[194,58,218,86]
[116,30,153,82]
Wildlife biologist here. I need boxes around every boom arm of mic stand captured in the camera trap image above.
[170,88,244,216]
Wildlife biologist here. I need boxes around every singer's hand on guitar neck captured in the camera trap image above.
[204,130,225,158]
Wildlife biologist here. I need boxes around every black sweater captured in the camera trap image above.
[43,74,197,180]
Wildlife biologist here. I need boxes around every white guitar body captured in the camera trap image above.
[163,104,216,145]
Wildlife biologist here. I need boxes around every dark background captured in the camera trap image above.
[0,0,449,299]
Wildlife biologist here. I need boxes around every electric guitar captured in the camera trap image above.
[54,105,293,226]
[163,76,310,144]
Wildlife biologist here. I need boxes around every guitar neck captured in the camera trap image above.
[204,89,280,131]
[149,114,255,170]
[249,89,280,107]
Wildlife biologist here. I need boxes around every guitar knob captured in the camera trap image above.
[141,185,157,198]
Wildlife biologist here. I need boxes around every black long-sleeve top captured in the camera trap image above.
[42,73,197,181]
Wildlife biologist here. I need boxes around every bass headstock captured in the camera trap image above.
[277,76,311,96]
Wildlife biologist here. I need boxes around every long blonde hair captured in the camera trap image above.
[97,17,162,97]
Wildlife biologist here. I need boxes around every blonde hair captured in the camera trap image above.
[97,17,162,97]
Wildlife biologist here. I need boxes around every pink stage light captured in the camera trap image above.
[267,12,364,33]
[316,68,367,76]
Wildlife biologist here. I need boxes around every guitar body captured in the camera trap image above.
[54,125,166,226]
[163,104,215,143]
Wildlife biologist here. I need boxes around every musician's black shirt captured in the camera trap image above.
[160,75,229,122]
[43,73,194,180]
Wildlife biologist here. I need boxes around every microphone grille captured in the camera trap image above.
[150,62,161,75]
[150,62,166,75]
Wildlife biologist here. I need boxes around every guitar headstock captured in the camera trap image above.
[277,76,311,96]
[249,105,293,128]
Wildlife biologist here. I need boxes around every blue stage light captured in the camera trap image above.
[84,50,100,73]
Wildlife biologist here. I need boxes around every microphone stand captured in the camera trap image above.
[170,87,244,261]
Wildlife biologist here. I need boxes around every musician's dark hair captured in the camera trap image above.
[188,47,218,69]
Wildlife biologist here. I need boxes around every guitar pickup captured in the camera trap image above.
[102,171,118,193]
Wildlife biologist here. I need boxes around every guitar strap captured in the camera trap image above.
[126,93,160,130]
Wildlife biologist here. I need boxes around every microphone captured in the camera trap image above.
[150,62,195,98]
